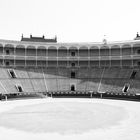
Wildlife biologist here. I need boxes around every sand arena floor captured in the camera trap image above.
[0,98,140,140]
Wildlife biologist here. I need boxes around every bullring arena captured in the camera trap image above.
[1,34,140,139]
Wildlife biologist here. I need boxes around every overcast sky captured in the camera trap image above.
[0,0,139,42]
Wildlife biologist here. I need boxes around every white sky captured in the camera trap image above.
[0,0,140,42]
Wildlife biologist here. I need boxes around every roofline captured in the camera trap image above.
[0,38,140,46]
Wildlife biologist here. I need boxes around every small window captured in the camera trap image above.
[130,71,137,79]
[8,69,17,78]
[122,83,130,93]
[6,50,10,55]
[71,71,75,78]
[71,52,75,56]
[16,85,23,92]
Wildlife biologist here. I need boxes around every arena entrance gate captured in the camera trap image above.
[71,85,75,91]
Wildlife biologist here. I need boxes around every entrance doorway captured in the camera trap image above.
[71,84,75,91]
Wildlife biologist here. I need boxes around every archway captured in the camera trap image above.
[71,84,75,91]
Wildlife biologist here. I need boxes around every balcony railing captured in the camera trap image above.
[0,54,139,61]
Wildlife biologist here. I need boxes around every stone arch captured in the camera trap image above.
[100,45,110,56]
[69,46,78,57]
[48,46,57,57]
[111,45,120,56]
[26,45,36,56]
[89,46,99,56]
[79,46,88,57]
[58,46,67,57]
[133,44,140,55]
[4,44,14,55]
[37,46,47,56]
[0,43,3,54]
[16,45,25,56]
[121,44,131,56]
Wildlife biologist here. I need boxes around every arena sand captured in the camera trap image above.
[0,98,140,140]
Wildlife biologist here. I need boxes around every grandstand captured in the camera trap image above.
[0,34,140,100]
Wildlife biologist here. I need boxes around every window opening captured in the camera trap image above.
[71,52,75,56]
[16,85,23,92]
[130,71,137,79]
[6,61,10,66]
[138,62,140,66]
[138,50,140,54]
[122,83,130,93]
[8,69,17,78]
[71,63,75,67]
[6,50,10,55]
[71,71,75,78]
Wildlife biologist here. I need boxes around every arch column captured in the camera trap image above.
[109,46,111,67]
[67,48,69,67]
[78,48,79,67]
[46,48,48,67]
[35,47,37,67]
[99,47,101,68]
[2,46,4,66]
[25,46,27,67]
[120,45,122,68]
[131,44,134,67]
[88,48,90,67]
[57,48,58,67]
[14,45,16,67]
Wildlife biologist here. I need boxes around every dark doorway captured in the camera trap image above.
[71,85,75,91]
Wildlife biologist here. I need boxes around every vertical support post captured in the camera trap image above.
[78,48,79,68]
[25,46,27,67]
[90,92,92,98]
[46,48,48,67]
[14,46,16,67]
[120,45,122,68]
[131,44,133,67]
[36,47,37,67]
[5,95,7,101]
[66,48,68,67]
[109,45,111,68]
[100,93,102,98]
[2,45,4,66]
[99,47,100,68]
[57,48,58,67]
[88,47,90,67]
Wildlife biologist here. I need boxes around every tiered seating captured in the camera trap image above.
[56,68,69,91]
[27,68,43,78]
[30,79,46,92]
[43,68,58,91]
[76,79,89,91]
[15,68,29,78]
[20,79,34,93]
[0,66,140,100]
[0,68,11,78]
[26,68,46,92]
